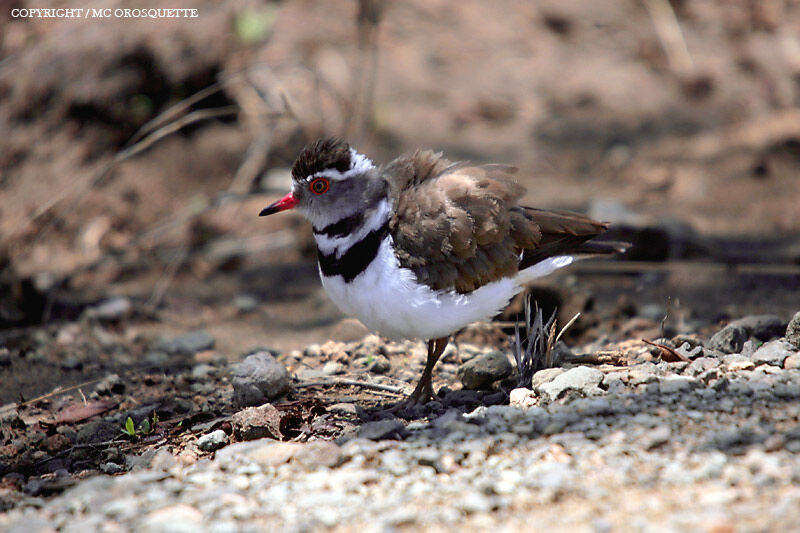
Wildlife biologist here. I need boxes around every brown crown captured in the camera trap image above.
[291,138,352,181]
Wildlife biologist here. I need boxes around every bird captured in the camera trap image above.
[260,138,624,409]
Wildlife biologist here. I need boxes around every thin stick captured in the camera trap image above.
[643,0,693,76]
[0,377,107,414]
[296,379,406,395]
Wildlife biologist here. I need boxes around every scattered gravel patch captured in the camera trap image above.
[3,333,800,532]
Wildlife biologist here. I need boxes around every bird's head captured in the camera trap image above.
[259,138,384,229]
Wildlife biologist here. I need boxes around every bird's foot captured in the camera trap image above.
[385,381,440,415]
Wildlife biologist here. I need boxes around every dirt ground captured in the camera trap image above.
[1,0,800,515]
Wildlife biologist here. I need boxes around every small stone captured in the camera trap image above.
[191,363,215,380]
[509,387,537,408]
[140,504,204,533]
[688,357,719,376]
[752,340,795,367]
[328,402,358,415]
[357,419,408,441]
[322,361,344,376]
[157,330,215,356]
[708,325,748,354]
[197,430,229,452]
[457,351,513,390]
[231,404,283,441]
[366,354,391,374]
[100,462,124,474]
[94,373,125,395]
[628,366,658,385]
[293,440,343,468]
[784,353,800,370]
[675,342,703,360]
[233,294,259,313]
[84,296,132,321]
[658,375,699,394]
[531,367,565,389]
[729,315,787,341]
[786,311,800,349]
[536,366,605,401]
[642,425,671,450]
[232,351,292,407]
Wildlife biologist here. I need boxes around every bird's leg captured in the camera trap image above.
[390,337,449,411]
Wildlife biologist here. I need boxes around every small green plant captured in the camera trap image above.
[120,412,160,438]
[121,416,136,437]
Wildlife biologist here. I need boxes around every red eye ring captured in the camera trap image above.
[309,177,330,195]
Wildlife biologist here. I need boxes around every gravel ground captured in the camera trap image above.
[3,319,800,533]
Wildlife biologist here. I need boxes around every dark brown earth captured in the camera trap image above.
[1,0,800,511]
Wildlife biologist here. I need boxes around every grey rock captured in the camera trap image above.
[85,296,132,321]
[457,351,513,390]
[752,340,795,367]
[197,429,229,452]
[357,419,408,441]
[139,504,204,533]
[688,357,719,376]
[531,367,565,389]
[642,425,671,450]
[232,351,292,407]
[729,314,787,341]
[786,311,800,349]
[99,462,124,474]
[675,342,703,360]
[658,375,699,394]
[233,294,259,313]
[94,373,124,395]
[536,366,604,401]
[708,325,748,354]
[191,363,216,380]
[231,404,283,441]
[157,330,215,356]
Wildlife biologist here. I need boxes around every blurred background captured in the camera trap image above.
[2,0,800,400]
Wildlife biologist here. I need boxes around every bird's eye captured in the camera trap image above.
[309,177,330,195]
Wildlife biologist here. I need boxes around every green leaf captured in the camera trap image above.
[235,6,278,45]
[140,418,151,435]
[124,416,135,436]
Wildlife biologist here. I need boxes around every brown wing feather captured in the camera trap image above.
[387,151,609,294]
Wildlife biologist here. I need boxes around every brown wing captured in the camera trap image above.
[387,151,608,294]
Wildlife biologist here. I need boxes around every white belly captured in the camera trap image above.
[319,237,572,340]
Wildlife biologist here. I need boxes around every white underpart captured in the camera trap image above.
[320,236,575,340]
[315,199,391,256]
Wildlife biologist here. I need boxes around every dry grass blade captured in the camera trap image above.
[513,295,558,387]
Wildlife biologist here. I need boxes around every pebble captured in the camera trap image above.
[708,325,748,354]
[197,430,229,452]
[357,419,408,441]
[84,296,132,321]
[531,367,565,388]
[457,351,513,390]
[157,331,216,356]
[658,375,699,394]
[232,351,292,407]
[536,366,604,401]
[751,340,795,367]
[784,353,800,370]
[728,315,787,341]
[786,311,800,349]
[508,387,537,408]
[139,504,204,533]
[641,425,671,450]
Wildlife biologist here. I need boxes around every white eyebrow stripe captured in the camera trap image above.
[303,149,376,182]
